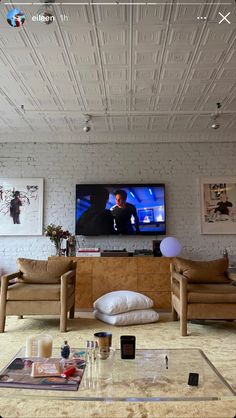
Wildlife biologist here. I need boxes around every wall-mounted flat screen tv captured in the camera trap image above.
[75,184,166,236]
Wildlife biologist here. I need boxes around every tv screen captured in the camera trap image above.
[75,184,166,236]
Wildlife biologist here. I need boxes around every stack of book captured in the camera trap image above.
[76,248,101,257]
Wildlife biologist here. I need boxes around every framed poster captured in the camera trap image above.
[200,177,236,234]
[0,178,43,236]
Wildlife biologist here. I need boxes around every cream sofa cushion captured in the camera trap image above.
[173,257,229,284]
[16,258,73,284]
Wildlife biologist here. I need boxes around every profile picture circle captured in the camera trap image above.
[7,8,25,27]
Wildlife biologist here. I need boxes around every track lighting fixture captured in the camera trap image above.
[83,115,91,132]
[211,102,221,129]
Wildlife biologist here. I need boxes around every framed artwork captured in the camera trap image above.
[200,177,236,234]
[0,178,43,236]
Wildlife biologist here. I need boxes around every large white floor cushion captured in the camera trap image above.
[94,309,159,326]
[93,290,153,315]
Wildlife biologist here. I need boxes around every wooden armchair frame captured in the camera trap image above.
[0,263,76,333]
[171,263,236,336]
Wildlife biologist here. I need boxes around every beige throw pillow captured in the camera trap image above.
[173,257,229,283]
[17,258,73,283]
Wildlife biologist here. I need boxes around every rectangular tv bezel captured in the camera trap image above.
[75,183,166,236]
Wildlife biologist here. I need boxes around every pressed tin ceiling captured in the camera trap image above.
[0,0,235,143]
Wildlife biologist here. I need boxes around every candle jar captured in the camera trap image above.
[25,335,39,357]
[38,334,53,357]
[25,334,53,358]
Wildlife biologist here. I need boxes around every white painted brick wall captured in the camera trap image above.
[0,142,236,273]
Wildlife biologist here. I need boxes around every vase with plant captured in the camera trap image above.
[45,224,71,256]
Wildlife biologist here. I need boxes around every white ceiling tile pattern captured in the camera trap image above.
[0,1,235,141]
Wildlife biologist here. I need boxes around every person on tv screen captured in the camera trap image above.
[111,189,140,234]
[77,187,115,235]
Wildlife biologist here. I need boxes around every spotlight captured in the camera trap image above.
[83,115,91,132]
[83,125,91,133]
[210,102,221,130]
[211,123,220,130]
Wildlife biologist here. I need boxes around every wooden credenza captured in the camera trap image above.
[69,256,172,311]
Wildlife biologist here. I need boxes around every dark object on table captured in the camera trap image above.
[165,355,168,369]
[61,341,70,359]
[7,358,24,370]
[188,372,199,386]
[120,335,136,359]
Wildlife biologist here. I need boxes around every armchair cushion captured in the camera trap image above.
[173,257,229,283]
[16,258,73,284]
[7,282,75,300]
[172,282,236,303]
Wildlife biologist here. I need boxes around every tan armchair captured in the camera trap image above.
[171,257,236,336]
[0,258,77,333]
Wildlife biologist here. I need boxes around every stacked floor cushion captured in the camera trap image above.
[93,290,159,326]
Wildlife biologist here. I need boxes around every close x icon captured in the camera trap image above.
[218,11,231,24]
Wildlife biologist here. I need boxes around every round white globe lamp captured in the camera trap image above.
[160,237,182,257]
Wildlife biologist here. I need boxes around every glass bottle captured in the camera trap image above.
[61,340,70,359]
[85,340,91,364]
